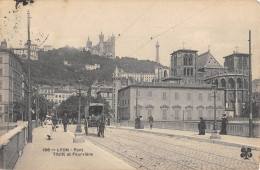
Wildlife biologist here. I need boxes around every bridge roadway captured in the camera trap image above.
[83,126,259,170]
[14,126,134,170]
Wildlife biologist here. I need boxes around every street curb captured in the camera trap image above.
[107,126,260,151]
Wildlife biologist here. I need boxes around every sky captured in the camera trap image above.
[0,0,260,79]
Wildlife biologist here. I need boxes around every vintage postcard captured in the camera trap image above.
[0,0,259,169]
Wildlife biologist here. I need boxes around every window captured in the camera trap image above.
[208,93,212,101]
[162,109,167,120]
[0,57,2,63]
[0,80,2,89]
[0,94,2,102]
[0,106,2,111]
[0,69,2,76]
[175,92,179,100]
[148,91,152,97]
[198,110,203,119]
[198,93,203,101]
[148,109,152,117]
[187,110,192,120]
[162,92,167,100]
[59,95,61,98]
[217,94,221,101]
[174,109,179,120]
[187,93,191,100]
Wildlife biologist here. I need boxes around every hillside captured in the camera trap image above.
[22,47,162,87]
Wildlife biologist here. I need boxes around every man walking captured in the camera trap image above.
[62,113,69,132]
[220,114,228,135]
[198,117,206,135]
[148,115,154,129]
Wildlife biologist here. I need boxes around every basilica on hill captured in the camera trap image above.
[86,32,115,59]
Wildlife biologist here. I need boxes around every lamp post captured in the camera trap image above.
[73,78,85,143]
[210,83,221,139]
[27,10,32,143]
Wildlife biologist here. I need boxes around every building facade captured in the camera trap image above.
[167,48,250,118]
[43,45,53,52]
[86,32,115,59]
[90,81,113,97]
[118,83,225,121]
[38,86,75,105]
[12,43,39,60]
[96,89,113,109]
[85,64,100,70]
[0,48,23,123]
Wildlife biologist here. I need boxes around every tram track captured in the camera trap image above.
[86,132,238,169]
[107,130,259,167]
[100,133,234,170]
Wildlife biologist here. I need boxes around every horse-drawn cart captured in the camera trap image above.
[84,103,106,137]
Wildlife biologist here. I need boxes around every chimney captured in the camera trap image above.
[0,40,7,49]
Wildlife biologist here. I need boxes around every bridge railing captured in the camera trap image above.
[0,120,37,169]
[114,120,260,138]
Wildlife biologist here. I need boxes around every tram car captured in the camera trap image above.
[84,103,106,137]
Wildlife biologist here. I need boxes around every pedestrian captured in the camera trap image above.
[52,116,58,132]
[98,114,106,137]
[62,113,69,132]
[198,117,206,135]
[44,115,53,140]
[220,114,228,135]
[148,115,154,129]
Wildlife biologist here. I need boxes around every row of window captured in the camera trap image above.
[132,91,222,101]
[183,67,193,76]
[138,108,223,120]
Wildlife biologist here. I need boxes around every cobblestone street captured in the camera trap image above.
[84,127,259,170]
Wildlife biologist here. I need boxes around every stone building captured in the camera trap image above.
[0,48,23,123]
[86,32,115,59]
[96,89,113,109]
[167,48,250,117]
[43,45,53,52]
[118,83,225,121]
[203,51,249,117]
[170,49,198,83]
[12,43,39,60]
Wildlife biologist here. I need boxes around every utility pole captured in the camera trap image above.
[27,10,32,143]
[249,30,253,137]
[135,81,139,117]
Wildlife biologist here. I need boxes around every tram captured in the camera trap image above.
[84,103,106,137]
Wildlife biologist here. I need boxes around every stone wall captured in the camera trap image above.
[115,120,260,138]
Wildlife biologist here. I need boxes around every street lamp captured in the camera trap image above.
[73,78,85,143]
[210,83,221,139]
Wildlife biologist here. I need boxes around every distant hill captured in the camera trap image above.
[21,47,162,87]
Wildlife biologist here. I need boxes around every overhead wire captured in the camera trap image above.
[128,3,214,57]
[116,0,158,40]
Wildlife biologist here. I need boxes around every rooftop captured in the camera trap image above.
[119,82,224,92]
[0,49,23,65]
[170,49,198,55]
[197,51,223,69]
[223,52,249,58]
